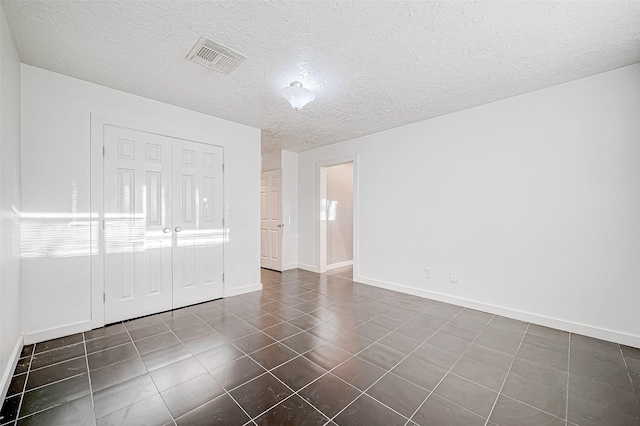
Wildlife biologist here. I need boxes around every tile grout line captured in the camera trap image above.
[11,347,34,424]
[400,312,500,425]
[566,333,571,426]
[617,343,640,407]
[483,323,531,426]
[326,304,475,423]
[81,331,96,419]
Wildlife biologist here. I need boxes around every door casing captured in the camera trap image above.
[90,113,227,329]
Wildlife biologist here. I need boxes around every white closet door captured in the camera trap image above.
[104,126,173,323]
[260,170,283,271]
[172,139,224,308]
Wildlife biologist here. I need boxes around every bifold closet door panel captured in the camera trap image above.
[172,139,224,308]
[104,126,174,323]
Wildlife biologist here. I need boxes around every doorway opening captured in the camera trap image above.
[318,158,356,278]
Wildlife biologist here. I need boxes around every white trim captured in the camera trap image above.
[0,334,23,402]
[356,274,640,348]
[225,283,263,297]
[315,155,359,275]
[297,263,320,273]
[282,263,298,271]
[90,113,228,330]
[326,260,354,270]
[23,320,92,345]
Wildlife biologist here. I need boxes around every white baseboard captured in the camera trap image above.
[356,274,640,348]
[1,334,24,402]
[282,263,298,271]
[326,260,354,270]
[297,263,319,273]
[24,320,92,345]
[226,283,263,297]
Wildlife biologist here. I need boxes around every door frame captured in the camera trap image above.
[315,155,359,276]
[90,113,227,329]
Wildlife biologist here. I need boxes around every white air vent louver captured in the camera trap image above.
[187,36,246,74]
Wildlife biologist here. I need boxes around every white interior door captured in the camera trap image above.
[260,170,283,271]
[104,126,173,323]
[172,139,224,308]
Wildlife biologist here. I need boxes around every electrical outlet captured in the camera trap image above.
[425,268,432,278]
[450,272,457,283]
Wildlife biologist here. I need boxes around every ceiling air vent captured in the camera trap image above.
[187,36,246,74]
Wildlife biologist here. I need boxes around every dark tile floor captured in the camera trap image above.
[1,266,639,425]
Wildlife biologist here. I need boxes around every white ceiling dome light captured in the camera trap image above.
[281,81,315,110]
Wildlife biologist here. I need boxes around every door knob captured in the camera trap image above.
[174,226,182,232]
[162,228,171,233]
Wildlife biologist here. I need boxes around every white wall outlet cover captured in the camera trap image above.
[425,268,432,278]
[450,272,458,283]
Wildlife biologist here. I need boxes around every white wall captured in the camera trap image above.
[261,151,281,171]
[298,64,640,347]
[326,163,353,266]
[21,65,261,343]
[0,4,22,398]
[281,150,298,270]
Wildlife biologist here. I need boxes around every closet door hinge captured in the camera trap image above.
[222,163,225,172]
[222,273,225,282]
[103,293,106,303]
[102,146,105,156]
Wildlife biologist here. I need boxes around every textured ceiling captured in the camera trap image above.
[3,1,640,153]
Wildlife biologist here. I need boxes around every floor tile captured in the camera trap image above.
[391,356,447,391]
[89,357,147,392]
[489,394,565,426]
[282,332,327,356]
[19,345,35,358]
[6,374,26,397]
[181,331,228,355]
[569,373,640,418]
[85,332,130,355]
[298,373,360,418]
[128,322,170,341]
[475,331,522,355]
[161,374,224,418]
[433,373,497,418]
[172,323,214,342]
[357,343,405,370]
[210,356,266,391]
[353,322,390,341]
[332,356,386,391]
[20,374,91,418]
[501,374,566,419]
[26,356,87,390]
[571,333,620,354]
[303,343,351,370]
[250,343,298,370]
[329,331,373,355]
[411,394,485,426]
[567,394,640,426]
[93,374,158,419]
[174,393,249,426]
[88,343,138,371]
[254,395,328,426]
[84,324,126,342]
[96,394,171,426]
[135,332,181,355]
[16,395,94,426]
[31,344,85,370]
[0,395,20,425]
[411,343,461,371]
[262,322,304,341]
[334,394,406,425]
[34,334,83,354]
[367,373,430,417]
[142,344,192,371]
[229,373,292,418]
[509,357,567,391]
[233,332,277,354]
[271,356,327,391]
[150,357,207,392]
[451,356,507,391]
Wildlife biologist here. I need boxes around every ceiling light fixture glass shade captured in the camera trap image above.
[281,81,315,110]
